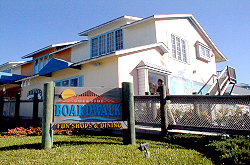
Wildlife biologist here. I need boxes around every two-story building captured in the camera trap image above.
[1,14,235,118]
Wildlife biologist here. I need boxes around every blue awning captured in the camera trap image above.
[38,58,73,76]
[0,72,27,84]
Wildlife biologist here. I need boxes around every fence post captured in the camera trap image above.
[193,103,200,123]
[33,93,39,127]
[42,82,54,149]
[160,85,168,137]
[14,94,21,127]
[122,82,136,145]
[0,97,4,130]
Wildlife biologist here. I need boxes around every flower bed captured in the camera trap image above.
[1,127,72,137]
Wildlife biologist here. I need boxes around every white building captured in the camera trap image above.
[41,14,227,95]
[1,14,236,118]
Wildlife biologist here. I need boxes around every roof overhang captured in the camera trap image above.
[0,72,27,85]
[49,40,87,56]
[16,58,80,81]
[38,58,73,77]
[78,15,142,36]
[15,75,39,82]
[22,41,80,59]
[0,61,26,71]
[115,42,168,56]
[121,14,227,63]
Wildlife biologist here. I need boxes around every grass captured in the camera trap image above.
[0,135,213,165]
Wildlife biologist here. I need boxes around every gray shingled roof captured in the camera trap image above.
[136,60,171,74]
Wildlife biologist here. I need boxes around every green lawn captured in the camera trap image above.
[0,135,213,165]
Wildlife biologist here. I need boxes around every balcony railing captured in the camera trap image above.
[198,66,236,95]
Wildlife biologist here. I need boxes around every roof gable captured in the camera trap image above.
[78,15,142,36]
[121,14,227,62]
[22,41,79,59]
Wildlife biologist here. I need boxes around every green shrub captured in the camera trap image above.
[207,136,250,164]
[165,134,250,164]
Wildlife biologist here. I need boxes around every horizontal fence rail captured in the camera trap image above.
[3,100,43,103]
[134,95,250,134]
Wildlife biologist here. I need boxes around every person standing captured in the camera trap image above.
[157,79,164,96]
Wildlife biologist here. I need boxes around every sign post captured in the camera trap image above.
[42,82,54,149]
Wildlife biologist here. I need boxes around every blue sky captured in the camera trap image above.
[0,0,249,84]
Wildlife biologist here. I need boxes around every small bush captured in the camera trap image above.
[208,136,250,164]
[166,134,250,164]
[26,127,42,136]
[7,127,27,136]
[53,129,72,135]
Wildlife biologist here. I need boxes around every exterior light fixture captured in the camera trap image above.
[93,62,101,66]
[139,143,150,158]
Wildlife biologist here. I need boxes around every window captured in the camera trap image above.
[55,82,61,87]
[91,38,98,57]
[44,56,49,66]
[99,34,106,55]
[34,59,38,74]
[171,35,176,58]
[195,41,211,62]
[55,76,83,87]
[91,29,123,57]
[33,54,53,74]
[115,29,123,50]
[70,78,78,87]
[176,37,181,60]
[148,72,165,94]
[62,80,69,87]
[171,34,187,63]
[107,32,114,53]
[2,69,11,73]
[181,40,187,62]
[38,58,43,71]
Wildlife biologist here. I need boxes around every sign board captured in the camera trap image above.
[53,87,127,130]
[27,88,43,100]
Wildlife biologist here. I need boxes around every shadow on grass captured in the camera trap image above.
[0,143,42,151]
[0,140,122,151]
[162,134,223,165]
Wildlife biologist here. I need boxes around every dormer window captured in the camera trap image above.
[33,54,53,74]
[195,41,211,62]
[91,29,123,58]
